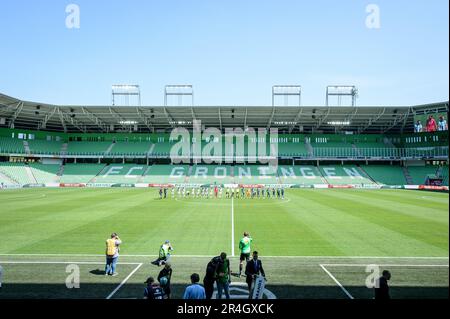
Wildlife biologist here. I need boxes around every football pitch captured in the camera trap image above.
[0,188,448,299]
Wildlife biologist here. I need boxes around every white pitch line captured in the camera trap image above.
[0,253,448,259]
[0,261,141,265]
[321,264,449,267]
[320,264,354,300]
[106,263,143,300]
[231,196,235,257]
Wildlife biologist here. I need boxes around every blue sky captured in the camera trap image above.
[0,0,448,106]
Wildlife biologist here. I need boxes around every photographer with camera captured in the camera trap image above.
[105,233,122,276]
[151,240,173,266]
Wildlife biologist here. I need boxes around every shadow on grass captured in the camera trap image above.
[89,269,106,276]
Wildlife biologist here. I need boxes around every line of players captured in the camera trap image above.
[159,186,285,199]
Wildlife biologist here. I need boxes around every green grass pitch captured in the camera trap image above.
[0,188,448,299]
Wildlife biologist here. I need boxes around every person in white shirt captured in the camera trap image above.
[438,116,448,131]
[414,120,423,133]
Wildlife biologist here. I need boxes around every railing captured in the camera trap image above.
[312,147,401,158]
[312,147,448,158]
[403,147,449,158]
[1,146,448,159]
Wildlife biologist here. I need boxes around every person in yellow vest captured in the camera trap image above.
[105,233,122,276]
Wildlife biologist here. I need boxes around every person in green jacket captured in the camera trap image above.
[238,232,253,277]
[215,252,231,299]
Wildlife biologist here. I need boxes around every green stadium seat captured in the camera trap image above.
[0,162,36,185]
[278,165,324,185]
[28,140,63,155]
[318,165,376,185]
[60,164,106,183]
[361,165,407,185]
[28,163,60,184]
[0,137,26,154]
[66,142,112,156]
[407,166,441,185]
[141,165,190,184]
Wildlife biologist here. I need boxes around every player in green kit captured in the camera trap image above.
[238,231,253,277]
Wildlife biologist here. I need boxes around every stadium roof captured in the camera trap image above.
[0,92,448,134]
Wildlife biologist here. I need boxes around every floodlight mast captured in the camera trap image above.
[272,85,302,106]
[111,84,141,106]
[164,85,194,106]
[326,85,358,106]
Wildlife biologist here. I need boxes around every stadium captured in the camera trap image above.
[0,89,448,299]
[0,0,448,304]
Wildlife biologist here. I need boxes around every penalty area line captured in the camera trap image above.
[106,263,143,300]
[320,264,354,300]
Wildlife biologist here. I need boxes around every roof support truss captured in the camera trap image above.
[82,107,108,132]
[218,108,223,131]
[358,108,386,133]
[266,107,276,130]
[0,101,22,116]
[163,107,175,128]
[244,108,248,129]
[109,107,128,130]
[382,112,409,133]
[9,101,24,128]
[136,108,154,132]
[38,106,57,129]
[289,108,303,133]
[400,107,412,133]
[316,108,331,129]
[58,108,86,133]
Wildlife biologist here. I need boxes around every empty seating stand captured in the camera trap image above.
[361,165,407,185]
[278,142,309,157]
[0,162,35,185]
[141,165,190,184]
[60,164,106,183]
[311,142,357,157]
[407,166,441,185]
[0,137,26,154]
[319,165,376,185]
[28,140,63,155]
[278,165,324,185]
[66,142,112,156]
[28,163,60,183]
[109,141,153,156]
[355,142,399,157]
